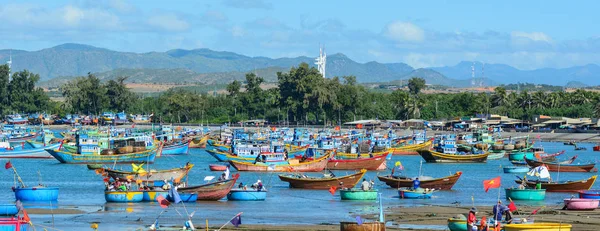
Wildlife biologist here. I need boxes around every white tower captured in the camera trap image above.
[480,63,485,87]
[471,62,475,87]
[6,50,12,77]
[315,46,326,78]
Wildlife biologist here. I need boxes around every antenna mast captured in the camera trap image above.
[7,50,12,79]
[315,45,326,78]
[471,62,475,87]
[480,63,485,87]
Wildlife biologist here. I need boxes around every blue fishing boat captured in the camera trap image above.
[14,187,59,201]
[0,217,30,230]
[5,114,28,125]
[114,112,129,125]
[503,166,530,173]
[142,191,169,202]
[168,193,198,202]
[508,151,534,161]
[227,189,267,201]
[45,147,158,164]
[105,191,143,202]
[0,205,18,216]
[398,189,433,199]
[0,142,60,159]
[579,190,600,199]
[160,141,190,155]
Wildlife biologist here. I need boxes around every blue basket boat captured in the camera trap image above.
[227,189,267,201]
[105,191,143,203]
[14,187,59,202]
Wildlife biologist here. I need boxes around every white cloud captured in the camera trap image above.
[148,14,189,32]
[230,25,245,37]
[511,31,552,43]
[0,4,122,30]
[384,21,425,42]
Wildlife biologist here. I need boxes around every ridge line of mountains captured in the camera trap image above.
[0,43,597,88]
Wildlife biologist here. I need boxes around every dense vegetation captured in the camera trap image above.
[3,63,600,124]
[499,83,564,92]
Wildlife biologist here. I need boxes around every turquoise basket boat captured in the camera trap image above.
[447,218,467,231]
[505,188,546,201]
[14,187,59,201]
[340,189,378,200]
[398,189,433,199]
[508,151,534,161]
[503,166,530,173]
[0,205,18,216]
[227,189,267,201]
[105,191,143,203]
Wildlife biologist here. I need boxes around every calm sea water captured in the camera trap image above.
[1,141,598,230]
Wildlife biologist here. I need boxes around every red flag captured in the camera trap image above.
[22,209,30,222]
[5,161,12,170]
[156,195,170,208]
[329,186,337,195]
[132,123,136,128]
[508,201,518,212]
[483,176,501,192]
[531,207,542,215]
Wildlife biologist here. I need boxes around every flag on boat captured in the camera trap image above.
[329,186,337,195]
[230,213,242,227]
[156,195,170,208]
[508,201,518,212]
[168,187,182,204]
[483,176,501,192]
[395,161,404,170]
[5,161,11,170]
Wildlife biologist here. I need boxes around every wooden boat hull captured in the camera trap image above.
[14,187,59,201]
[142,191,169,202]
[335,151,389,159]
[179,174,239,201]
[161,141,190,155]
[515,176,597,192]
[327,154,388,170]
[340,222,385,231]
[105,191,143,203]
[564,198,599,210]
[390,140,432,155]
[0,142,60,158]
[503,223,572,231]
[189,135,209,148]
[505,189,546,201]
[398,189,433,199]
[0,205,18,216]
[46,147,157,164]
[340,189,377,200]
[279,170,366,189]
[209,164,227,171]
[503,166,530,173]
[229,154,329,172]
[377,172,462,190]
[417,149,488,163]
[579,190,600,199]
[104,165,193,184]
[227,189,267,201]
[525,158,595,172]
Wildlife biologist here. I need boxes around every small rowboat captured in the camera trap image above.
[209,164,228,171]
[87,164,104,170]
[525,157,595,172]
[503,223,571,231]
[227,189,267,201]
[504,166,530,173]
[579,190,600,199]
[278,169,366,189]
[515,175,597,192]
[229,154,329,172]
[179,174,239,201]
[563,198,599,210]
[14,187,59,201]
[398,188,433,199]
[340,189,378,200]
[378,171,462,190]
[161,140,190,155]
[487,150,505,160]
[327,153,388,170]
[390,140,433,155]
[104,191,143,203]
[0,205,18,216]
[505,188,546,201]
[417,149,488,163]
[340,222,385,231]
[103,164,194,187]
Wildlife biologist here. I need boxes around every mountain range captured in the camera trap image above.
[3,43,599,87]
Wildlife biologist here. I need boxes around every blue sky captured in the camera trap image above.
[0,0,598,69]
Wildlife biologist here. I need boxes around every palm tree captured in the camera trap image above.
[492,87,508,108]
[517,91,532,110]
[547,92,560,108]
[531,91,547,109]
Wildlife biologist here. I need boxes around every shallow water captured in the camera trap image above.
[1,141,598,230]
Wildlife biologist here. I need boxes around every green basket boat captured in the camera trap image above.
[340,189,378,200]
[505,188,546,201]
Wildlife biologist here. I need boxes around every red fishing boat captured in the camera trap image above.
[178,174,239,201]
[377,171,462,190]
[515,175,597,192]
[229,154,329,172]
[209,164,228,171]
[525,158,596,172]
[278,169,367,189]
[327,153,388,170]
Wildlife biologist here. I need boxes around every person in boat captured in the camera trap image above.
[238,182,244,189]
[218,173,227,181]
[361,179,370,191]
[161,179,172,190]
[252,180,263,191]
[224,165,230,180]
[262,154,267,162]
[504,208,513,224]
[535,180,542,189]
[412,177,421,190]
[253,153,261,164]
[467,207,478,231]
[284,149,288,161]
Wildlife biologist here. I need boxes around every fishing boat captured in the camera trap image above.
[209,164,228,171]
[515,175,597,192]
[130,114,153,123]
[377,171,462,190]
[579,190,600,199]
[0,142,60,158]
[103,164,193,186]
[5,114,28,125]
[503,223,572,231]
[104,191,143,202]
[0,205,18,216]
[227,189,267,201]
[178,174,239,201]
[229,154,329,172]
[390,139,432,155]
[487,150,505,160]
[563,198,599,210]
[418,149,488,163]
[189,135,209,148]
[160,140,190,155]
[339,222,385,231]
[327,153,388,170]
[100,112,116,124]
[525,158,595,172]
[503,166,530,173]
[114,112,129,125]
[508,151,534,161]
[340,189,378,200]
[278,169,366,189]
[142,191,169,202]
[0,217,30,230]
[398,188,433,199]
[46,146,159,164]
[505,188,546,200]
[334,150,389,159]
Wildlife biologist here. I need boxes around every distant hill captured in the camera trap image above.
[390,68,497,87]
[565,81,589,88]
